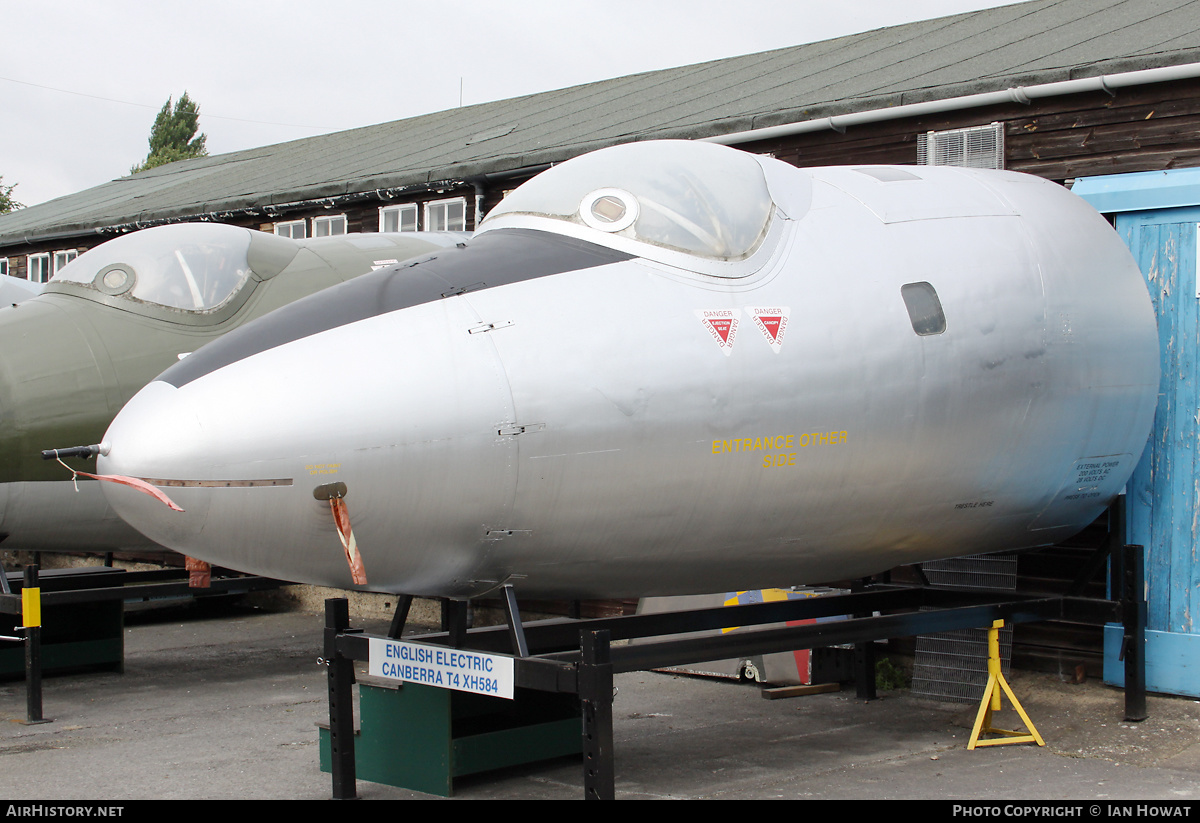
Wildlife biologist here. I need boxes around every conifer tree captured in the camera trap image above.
[130,92,208,174]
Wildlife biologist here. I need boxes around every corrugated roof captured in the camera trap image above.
[4,0,1200,244]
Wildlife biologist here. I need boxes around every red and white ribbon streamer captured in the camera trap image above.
[330,497,368,585]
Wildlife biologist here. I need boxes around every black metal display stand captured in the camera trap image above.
[0,562,283,711]
[323,543,1147,800]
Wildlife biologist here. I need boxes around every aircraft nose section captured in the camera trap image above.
[98,380,214,546]
[99,373,325,581]
[95,228,638,593]
[101,381,203,479]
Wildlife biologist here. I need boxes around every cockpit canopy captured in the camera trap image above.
[51,223,257,312]
[480,141,776,263]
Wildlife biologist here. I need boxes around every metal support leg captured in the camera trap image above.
[325,598,357,800]
[580,629,614,800]
[387,594,413,640]
[1121,544,1147,722]
[446,600,469,648]
[851,579,878,700]
[501,584,529,658]
[854,640,877,700]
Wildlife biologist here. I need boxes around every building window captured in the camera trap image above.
[27,253,50,283]
[917,123,1004,169]
[313,214,347,237]
[274,220,307,239]
[53,249,78,274]
[0,258,8,277]
[425,198,467,231]
[379,204,417,233]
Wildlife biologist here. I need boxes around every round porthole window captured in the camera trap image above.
[579,188,638,232]
[95,263,136,296]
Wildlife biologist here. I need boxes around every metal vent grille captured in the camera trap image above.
[917,122,1004,169]
[910,552,1017,703]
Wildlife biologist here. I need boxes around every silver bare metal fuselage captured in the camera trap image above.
[99,158,1159,599]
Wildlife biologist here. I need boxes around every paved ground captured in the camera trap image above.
[0,601,1198,802]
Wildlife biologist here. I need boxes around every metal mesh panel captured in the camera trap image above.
[916,123,1004,169]
[910,552,1016,703]
[921,553,1017,589]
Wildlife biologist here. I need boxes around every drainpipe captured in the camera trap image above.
[464,163,553,226]
[472,179,486,230]
[701,62,1200,146]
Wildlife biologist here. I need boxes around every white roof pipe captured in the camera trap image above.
[701,62,1200,146]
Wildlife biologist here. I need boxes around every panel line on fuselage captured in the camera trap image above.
[136,477,293,488]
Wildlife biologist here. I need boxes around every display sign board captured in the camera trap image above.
[368,638,515,699]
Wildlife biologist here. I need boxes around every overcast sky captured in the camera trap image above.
[2,0,1024,208]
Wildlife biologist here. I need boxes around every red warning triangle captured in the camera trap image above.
[708,318,733,343]
[695,309,740,355]
[758,316,782,343]
[745,306,790,352]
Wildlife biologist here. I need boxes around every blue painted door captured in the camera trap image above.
[1108,208,1200,696]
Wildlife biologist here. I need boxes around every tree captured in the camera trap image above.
[130,92,208,174]
[0,177,22,214]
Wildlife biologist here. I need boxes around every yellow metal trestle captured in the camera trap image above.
[967,619,1045,749]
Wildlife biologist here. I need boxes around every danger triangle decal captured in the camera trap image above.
[746,306,790,353]
[695,309,740,355]
[696,307,791,354]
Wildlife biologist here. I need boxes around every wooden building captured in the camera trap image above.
[4,0,1200,279]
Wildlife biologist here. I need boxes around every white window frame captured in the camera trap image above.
[274,219,307,239]
[53,249,78,274]
[0,258,8,277]
[27,253,50,283]
[917,122,1004,169]
[379,204,418,233]
[424,197,467,232]
[313,214,347,237]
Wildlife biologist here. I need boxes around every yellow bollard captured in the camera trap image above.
[21,584,40,630]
